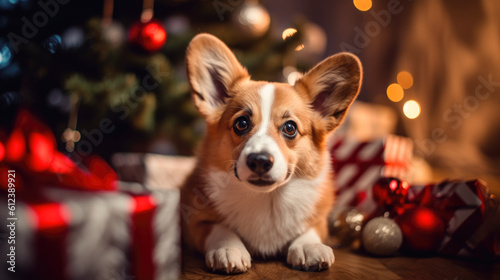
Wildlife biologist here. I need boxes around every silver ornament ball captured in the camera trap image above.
[362,217,402,256]
[103,22,126,49]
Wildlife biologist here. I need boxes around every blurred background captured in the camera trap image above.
[1,0,499,184]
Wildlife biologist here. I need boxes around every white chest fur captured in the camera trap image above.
[205,168,327,257]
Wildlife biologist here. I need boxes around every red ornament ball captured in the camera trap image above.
[395,207,446,253]
[373,177,409,207]
[128,19,167,52]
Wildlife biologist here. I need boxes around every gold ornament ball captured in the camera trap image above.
[330,208,365,246]
[362,217,402,256]
[231,2,270,39]
[296,23,327,64]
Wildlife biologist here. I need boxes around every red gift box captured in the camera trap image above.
[0,110,181,280]
[406,179,499,259]
[0,187,180,280]
[330,134,413,218]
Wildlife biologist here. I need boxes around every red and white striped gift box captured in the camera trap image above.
[330,134,413,218]
[0,187,180,280]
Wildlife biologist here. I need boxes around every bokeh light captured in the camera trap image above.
[43,34,62,54]
[61,27,85,50]
[0,40,13,70]
[353,0,372,12]
[287,71,303,85]
[62,128,81,152]
[237,2,270,37]
[387,83,404,102]
[403,100,421,119]
[397,71,414,89]
[282,28,297,40]
[0,0,17,10]
[295,44,305,51]
[103,22,126,48]
[47,88,63,106]
[282,66,296,79]
[0,91,22,107]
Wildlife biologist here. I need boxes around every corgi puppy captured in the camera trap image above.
[181,33,362,274]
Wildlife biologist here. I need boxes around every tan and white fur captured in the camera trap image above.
[181,33,362,274]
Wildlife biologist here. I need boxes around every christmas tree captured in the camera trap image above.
[0,0,308,161]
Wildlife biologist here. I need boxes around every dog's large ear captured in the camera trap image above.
[186,33,249,120]
[295,52,362,132]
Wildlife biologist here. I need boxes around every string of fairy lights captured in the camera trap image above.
[280,19,421,121]
[353,0,421,120]
[280,1,421,120]
[281,28,304,86]
[388,71,420,119]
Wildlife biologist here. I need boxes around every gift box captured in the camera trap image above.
[405,179,500,259]
[0,186,180,280]
[0,111,187,280]
[111,153,196,190]
[330,134,413,218]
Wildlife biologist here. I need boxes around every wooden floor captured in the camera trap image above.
[182,246,500,280]
[181,169,500,279]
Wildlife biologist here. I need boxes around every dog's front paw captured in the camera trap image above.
[287,243,335,271]
[205,246,251,274]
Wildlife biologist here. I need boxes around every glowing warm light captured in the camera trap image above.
[295,44,305,51]
[282,66,296,78]
[401,181,409,190]
[387,83,404,102]
[238,3,270,37]
[397,71,414,89]
[403,100,421,119]
[62,129,81,152]
[62,129,81,142]
[282,28,297,40]
[353,0,372,11]
[389,180,398,191]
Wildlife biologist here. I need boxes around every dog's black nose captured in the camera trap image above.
[246,152,274,174]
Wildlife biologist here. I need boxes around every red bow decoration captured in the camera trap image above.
[0,110,117,192]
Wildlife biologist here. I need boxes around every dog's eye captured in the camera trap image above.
[233,116,250,135]
[282,121,297,139]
